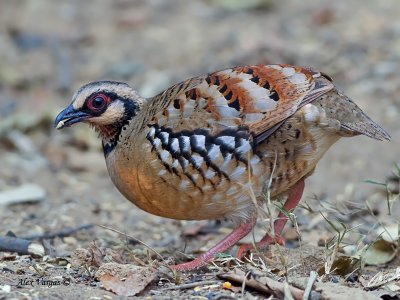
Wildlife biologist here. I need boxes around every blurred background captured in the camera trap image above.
[0,0,399,267]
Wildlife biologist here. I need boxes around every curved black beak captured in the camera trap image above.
[54,104,91,129]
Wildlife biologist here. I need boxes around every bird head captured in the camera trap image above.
[55,81,144,145]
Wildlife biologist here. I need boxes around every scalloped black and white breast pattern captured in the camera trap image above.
[145,124,263,193]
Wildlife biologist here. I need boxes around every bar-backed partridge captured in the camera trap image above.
[55,64,390,271]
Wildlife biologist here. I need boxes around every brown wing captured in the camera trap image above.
[148,64,334,143]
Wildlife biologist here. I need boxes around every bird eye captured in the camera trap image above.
[93,97,104,108]
[88,94,109,110]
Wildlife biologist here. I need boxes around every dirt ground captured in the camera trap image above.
[0,0,399,299]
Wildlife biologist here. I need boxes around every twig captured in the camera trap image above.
[218,270,304,300]
[21,224,93,240]
[0,236,44,257]
[284,281,295,300]
[97,224,165,262]
[214,295,236,300]
[159,280,220,291]
[302,271,317,300]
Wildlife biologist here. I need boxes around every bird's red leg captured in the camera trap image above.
[170,218,257,271]
[237,180,305,258]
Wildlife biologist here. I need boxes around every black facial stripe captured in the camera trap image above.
[102,98,137,157]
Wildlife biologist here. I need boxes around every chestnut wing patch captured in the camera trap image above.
[149,64,334,144]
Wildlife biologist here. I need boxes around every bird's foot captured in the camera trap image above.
[236,234,285,259]
[169,257,207,271]
[169,218,257,271]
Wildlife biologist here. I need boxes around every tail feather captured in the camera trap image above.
[341,120,391,141]
[315,89,391,142]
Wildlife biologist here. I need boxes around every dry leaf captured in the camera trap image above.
[376,224,400,243]
[384,282,400,292]
[315,282,379,300]
[318,255,360,276]
[99,274,148,297]
[96,262,156,296]
[364,239,397,266]
[366,267,400,289]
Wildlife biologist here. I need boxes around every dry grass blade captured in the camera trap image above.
[264,149,279,238]
[302,271,317,300]
[241,149,277,256]
[241,270,251,297]
[275,201,305,273]
[244,151,260,253]
[97,224,165,262]
[320,212,349,275]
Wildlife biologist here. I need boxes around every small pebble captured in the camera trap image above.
[0,183,46,206]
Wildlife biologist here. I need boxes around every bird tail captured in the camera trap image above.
[340,120,391,141]
[336,93,391,141]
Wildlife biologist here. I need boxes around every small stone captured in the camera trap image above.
[0,183,46,206]
[63,236,78,246]
[1,285,11,293]
[283,227,298,241]
[5,130,37,155]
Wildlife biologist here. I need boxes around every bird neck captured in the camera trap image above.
[100,98,142,156]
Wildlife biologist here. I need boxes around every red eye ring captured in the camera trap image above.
[87,94,110,111]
